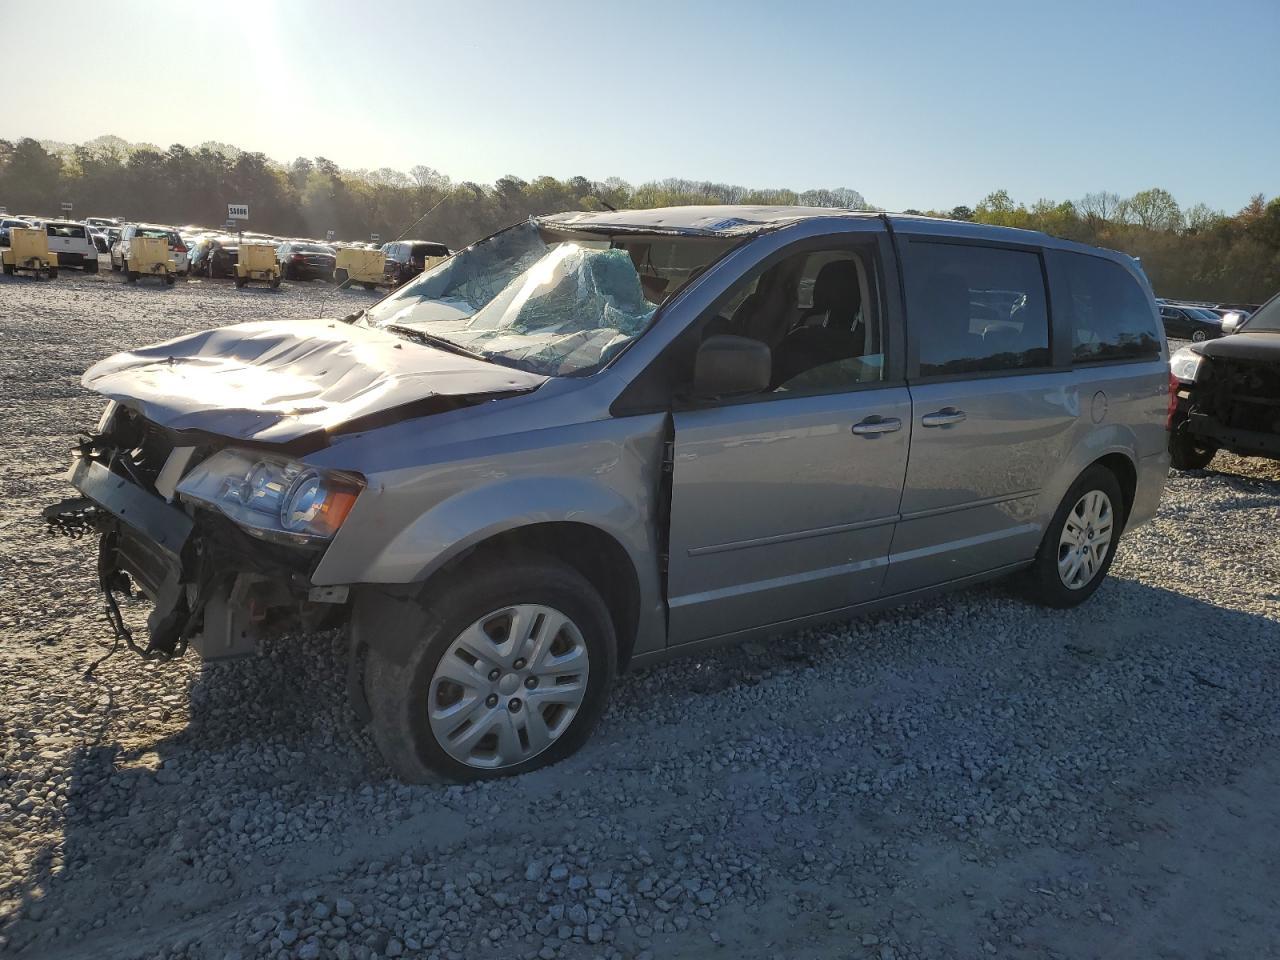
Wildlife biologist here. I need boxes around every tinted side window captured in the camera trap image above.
[1065,254,1161,362]
[904,241,1050,376]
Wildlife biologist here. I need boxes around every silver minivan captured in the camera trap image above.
[49,206,1171,780]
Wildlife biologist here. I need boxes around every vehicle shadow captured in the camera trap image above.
[5,573,1278,958]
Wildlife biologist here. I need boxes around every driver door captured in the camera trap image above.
[665,233,909,645]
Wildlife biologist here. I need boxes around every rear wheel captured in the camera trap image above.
[47,266,58,279]
[364,555,616,782]
[361,281,376,290]
[165,273,175,286]
[1191,329,1208,343]
[2,264,13,276]
[334,268,349,287]
[110,256,120,272]
[1023,465,1123,609]
[234,276,247,288]
[84,259,98,274]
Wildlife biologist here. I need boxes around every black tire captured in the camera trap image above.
[2,264,13,276]
[1169,425,1216,470]
[110,256,120,272]
[47,267,58,280]
[270,275,281,290]
[84,259,99,274]
[234,276,247,288]
[364,554,617,783]
[165,274,176,286]
[1022,464,1124,609]
[334,267,349,287]
[125,270,138,284]
[361,281,376,290]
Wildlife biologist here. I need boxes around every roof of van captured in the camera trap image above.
[537,204,1136,265]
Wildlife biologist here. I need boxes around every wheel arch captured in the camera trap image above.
[442,521,642,673]
[1039,428,1141,532]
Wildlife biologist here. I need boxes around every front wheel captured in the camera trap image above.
[363,555,616,782]
[1170,426,1216,470]
[1191,329,1208,343]
[1022,465,1123,609]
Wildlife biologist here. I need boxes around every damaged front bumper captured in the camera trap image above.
[45,447,327,662]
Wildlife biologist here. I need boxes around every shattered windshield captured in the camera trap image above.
[362,220,735,376]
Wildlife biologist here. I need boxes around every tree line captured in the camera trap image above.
[1,135,1277,302]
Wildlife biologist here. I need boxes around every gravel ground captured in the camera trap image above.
[2,270,1279,960]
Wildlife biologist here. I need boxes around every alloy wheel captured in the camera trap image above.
[427,604,590,769]
[1057,490,1114,589]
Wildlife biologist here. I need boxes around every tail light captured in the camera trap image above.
[1166,370,1179,430]
[173,241,188,253]
[292,254,305,261]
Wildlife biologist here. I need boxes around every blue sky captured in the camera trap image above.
[6,0,1277,212]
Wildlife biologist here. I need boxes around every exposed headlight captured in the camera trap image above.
[175,449,363,544]
[1169,346,1203,384]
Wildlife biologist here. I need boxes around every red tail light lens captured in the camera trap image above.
[173,242,187,253]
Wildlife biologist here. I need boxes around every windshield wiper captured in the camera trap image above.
[385,324,486,361]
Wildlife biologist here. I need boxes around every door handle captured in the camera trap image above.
[921,408,967,428]
[851,416,902,436]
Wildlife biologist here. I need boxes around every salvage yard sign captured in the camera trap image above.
[227,203,250,221]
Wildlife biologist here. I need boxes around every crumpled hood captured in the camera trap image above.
[82,318,547,446]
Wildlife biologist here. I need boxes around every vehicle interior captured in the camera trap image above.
[700,247,883,391]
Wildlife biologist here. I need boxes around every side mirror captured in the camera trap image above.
[1221,314,1243,335]
[693,334,771,399]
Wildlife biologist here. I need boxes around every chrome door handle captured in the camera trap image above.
[851,416,902,436]
[921,408,967,427]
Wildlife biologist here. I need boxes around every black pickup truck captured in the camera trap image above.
[1169,291,1280,469]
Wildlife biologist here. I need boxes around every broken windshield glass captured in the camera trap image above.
[362,220,736,377]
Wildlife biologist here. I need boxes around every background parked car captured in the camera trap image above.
[1160,303,1223,342]
[0,217,31,245]
[189,235,239,278]
[42,220,99,273]
[111,223,189,275]
[382,239,451,286]
[276,241,337,281]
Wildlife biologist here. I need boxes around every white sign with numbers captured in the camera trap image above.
[370,233,381,243]
[227,203,249,220]
[326,230,335,242]
[60,201,73,213]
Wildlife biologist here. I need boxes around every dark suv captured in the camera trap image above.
[1169,290,1280,468]
[383,240,450,286]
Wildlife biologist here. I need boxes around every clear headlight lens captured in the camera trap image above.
[176,449,363,544]
[1169,347,1203,384]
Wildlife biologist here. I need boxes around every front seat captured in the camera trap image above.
[771,260,862,386]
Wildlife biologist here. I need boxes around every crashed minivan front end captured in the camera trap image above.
[45,314,550,660]
[54,402,354,659]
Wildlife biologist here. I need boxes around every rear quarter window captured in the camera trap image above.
[1060,253,1161,363]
